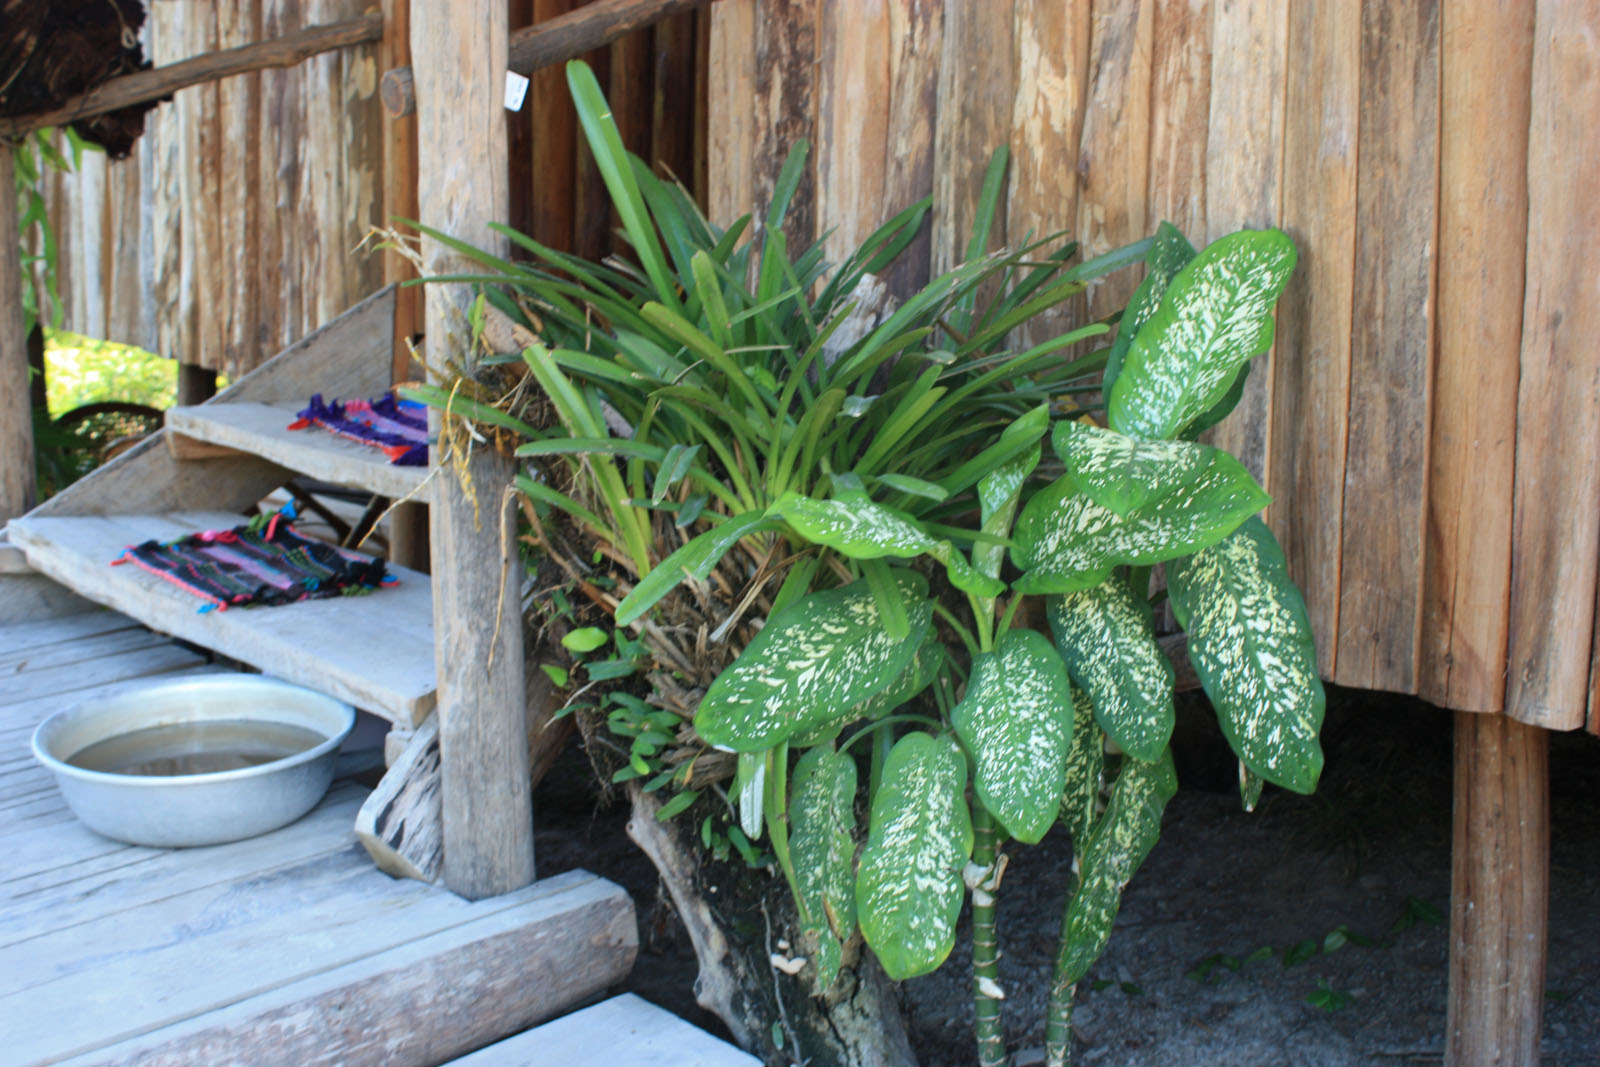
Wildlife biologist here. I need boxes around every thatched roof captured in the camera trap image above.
[0,0,155,158]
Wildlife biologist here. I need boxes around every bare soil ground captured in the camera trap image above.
[534,687,1600,1066]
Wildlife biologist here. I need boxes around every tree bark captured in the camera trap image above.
[627,787,918,1067]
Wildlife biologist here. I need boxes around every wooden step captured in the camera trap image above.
[447,994,758,1067]
[166,400,428,500]
[8,510,435,726]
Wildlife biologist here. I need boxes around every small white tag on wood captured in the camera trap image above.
[504,71,530,112]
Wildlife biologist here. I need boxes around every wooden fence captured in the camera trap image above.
[707,0,1600,735]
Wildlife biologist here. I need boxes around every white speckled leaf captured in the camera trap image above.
[695,572,932,752]
[1059,688,1104,847]
[790,746,858,990]
[1102,222,1198,396]
[974,445,1041,584]
[1107,229,1297,440]
[1059,748,1178,984]
[856,733,973,980]
[616,510,778,625]
[1052,420,1215,517]
[1010,463,1270,595]
[1167,517,1325,794]
[1047,579,1175,762]
[951,629,1076,843]
[787,632,943,749]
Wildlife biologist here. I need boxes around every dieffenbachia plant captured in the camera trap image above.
[616,223,1323,1067]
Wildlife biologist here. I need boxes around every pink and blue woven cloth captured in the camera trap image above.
[112,505,394,613]
[287,392,429,466]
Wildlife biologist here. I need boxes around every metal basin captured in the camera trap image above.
[32,674,355,847]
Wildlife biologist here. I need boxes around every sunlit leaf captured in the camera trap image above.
[789,746,858,990]
[1058,749,1178,984]
[695,573,932,751]
[1108,229,1297,440]
[1047,578,1175,762]
[788,631,942,749]
[1052,420,1216,518]
[1102,222,1196,396]
[1010,463,1270,595]
[1167,517,1324,794]
[951,629,1075,843]
[856,733,973,980]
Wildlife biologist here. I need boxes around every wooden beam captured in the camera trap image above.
[413,0,535,899]
[0,15,385,140]
[379,0,717,118]
[1446,711,1549,1066]
[0,142,37,524]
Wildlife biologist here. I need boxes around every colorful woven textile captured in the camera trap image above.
[113,507,393,613]
[288,392,430,466]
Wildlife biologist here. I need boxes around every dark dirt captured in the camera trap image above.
[532,688,1600,1066]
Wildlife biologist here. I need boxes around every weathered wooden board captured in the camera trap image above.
[357,715,443,881]
[0,622,173,678]
[1334,0,1440,694]
[930,0,1014,275]
[1144,0,1209,242]
[8,511,435,724]
[211,283,398,408]
[0,609,135,657]
[1418,0,1534,713]
[449,994,759,1066]
[1504,0,1600,732]
[0,643,206,712]
[707,0,757,227]
[165,401,427,500]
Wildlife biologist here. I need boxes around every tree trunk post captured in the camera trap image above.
[1446,710,1549,1066]
[1,141,37,524]
[412,0,534,899]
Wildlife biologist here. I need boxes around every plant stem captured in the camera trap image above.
[1044,868,1082,1067]
[971,804,1006,1067]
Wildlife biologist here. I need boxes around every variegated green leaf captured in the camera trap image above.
[770,493,1004,598]
[1052,420,1215,518]
[1239,761,1265,813]
[1167,517,1325,794]
[790,746,858,991]
[616,510,777,626]
[1059,748,1178,984]
[1010,464,1270,595]
[951,629,1075,843]
[734,751,765,839]
[695,573,932,752]
[787,632,943,748]
[975,445,1042,582]
[1102,221,1197,396]
[856,733,974,980]
[1047,579,1175,762]
[1059,688,1104,847]
[1107,228,1297,440]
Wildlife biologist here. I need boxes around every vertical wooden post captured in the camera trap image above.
[1447,711,1549,1066]
[1,141,37,524]
[412,0,535,899]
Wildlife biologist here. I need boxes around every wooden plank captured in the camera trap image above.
[220,0,264,376]
[706,0,756,226]
[2,785,365,947]
[0,610,136,657]
[0,664,220,756]
[7,512,435,724]
[528,0,580,252]
[649,10,699,191]
[0,573,98,626]
[0,643,206,711]
[1200,0,1287,485]
[816,0,891,270]
[1008,0,1090,349]
[1145,0,1209,240]
[0,142,35,524]
[0,625,173,678]
[357,715,443,881]
[1446,711,1548,1066]
[752,0,820,251]
[1075,0,1153,322]
[452,994,759,1066]
[164,401,428,499]
[930,0,1014,275]
[1268,0,1358,678]
[1418,0,1535,713]
[877,0,943,298]
[382,0,423,383]
[413,0,535,899]
[1333,0,1440,693]
[57,872,635,1067]
[508,0,716,75]
[1504,0,1600,731]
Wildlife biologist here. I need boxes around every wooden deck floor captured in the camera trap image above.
[1,609,636,1066]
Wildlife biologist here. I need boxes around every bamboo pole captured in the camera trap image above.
[0,15,385,140]
[0,142,37,523]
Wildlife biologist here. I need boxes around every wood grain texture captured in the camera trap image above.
[752,0,820,252]
[1145,0,1208,241]
[357,716,444,881]
[1268,0,1358,678]
[1447,711,1548,1066]
[930,0,1014,275]
[413,0,535,898]
[1199,0,1286,485]
[381,0,423,384]
[1008,0,1091,349]
[1334,0,1440,694]
[1505,0,1600,732]
[1418,0,1534,713]
[529,0,580,252]
[1076,0,1153,322]
[453,994,759,1066]
[706,0,755,226]
[0,143,35,523]
[878,0,943,298]
[507,0,715,75]
[816,0,891,269]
